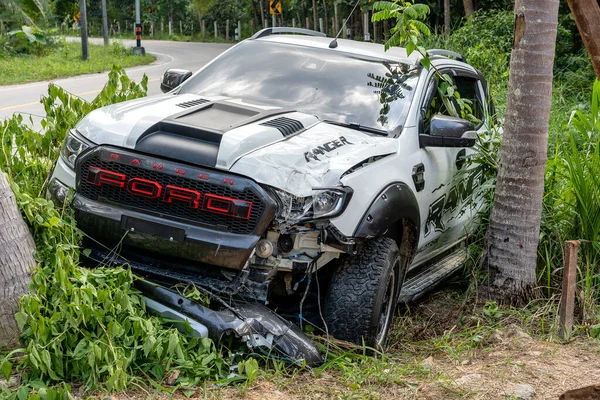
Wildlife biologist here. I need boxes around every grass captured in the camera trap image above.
[0,42,155,85]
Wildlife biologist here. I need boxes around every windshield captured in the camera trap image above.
[179,41,421,133]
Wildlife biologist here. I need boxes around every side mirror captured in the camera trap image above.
[160,69,192,93]
[420,115,477,148]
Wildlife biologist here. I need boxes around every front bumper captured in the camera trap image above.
[49,177,261,270]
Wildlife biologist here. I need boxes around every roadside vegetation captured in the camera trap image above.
[1,1,600,399]
[0,37,155,85]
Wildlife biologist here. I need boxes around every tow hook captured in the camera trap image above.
[135,280,322,366]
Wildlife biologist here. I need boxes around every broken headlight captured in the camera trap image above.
[60,130,92,169]
[270,186,352,223]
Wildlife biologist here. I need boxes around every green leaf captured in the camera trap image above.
[420,57,431,70]
[1,360,12,380]
[244,358,259,384]
[17,386,28,400]
[14,311,27,330]
[167,331,179,356]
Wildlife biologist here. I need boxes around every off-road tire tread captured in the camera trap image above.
[323,237,399,345]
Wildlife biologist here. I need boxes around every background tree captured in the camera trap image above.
[0,0,48,28]
[484,0,560,302]
[567,0,600,79]
[0,172,35,346]
[463,0,474,18]
[443,0,450,34]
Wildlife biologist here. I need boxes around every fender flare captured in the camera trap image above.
[353,182,420,240]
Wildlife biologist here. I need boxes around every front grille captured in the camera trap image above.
[77,150,268,235]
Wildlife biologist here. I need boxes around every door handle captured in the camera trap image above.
[412,163,425,192]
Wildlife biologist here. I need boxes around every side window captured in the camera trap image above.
[420,76,458,134]
[419,72,487,134]
[453,76,486,128]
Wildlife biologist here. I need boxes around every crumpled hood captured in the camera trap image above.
[76,94,398,197]
[230,124,398,197]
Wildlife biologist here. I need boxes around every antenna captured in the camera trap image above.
[329,0,362,49]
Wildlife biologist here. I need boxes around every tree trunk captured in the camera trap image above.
[484,0,559,302]
[0,172,35,346]
[444,0,450,35]
[79,0,88,60]
[101,0,109,46]
[567,0,600,79]
[312,0,317,33]
[169,0,174,37]
[463,0,475,18]
[322,0,328,35]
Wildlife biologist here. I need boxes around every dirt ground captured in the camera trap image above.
[210,291,600,400]
[93,290,600,399]
[205,337,600,399]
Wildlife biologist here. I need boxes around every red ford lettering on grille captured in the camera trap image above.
[127,178,161,199]
[86,166,252,220]
[164,185,201,209]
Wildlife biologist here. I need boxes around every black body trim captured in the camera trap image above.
[73,195,260,270]
[354,182,420,239]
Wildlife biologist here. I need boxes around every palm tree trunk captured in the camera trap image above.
[567,0,600,79]
[485,0,560,302]
[0,172,35,346]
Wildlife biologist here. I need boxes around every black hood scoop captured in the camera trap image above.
[176,98,210,108]
[135,100,293,167]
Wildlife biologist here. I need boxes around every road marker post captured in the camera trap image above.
[132,0,145,55]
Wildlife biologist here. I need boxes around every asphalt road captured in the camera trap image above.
[0,38,232,124]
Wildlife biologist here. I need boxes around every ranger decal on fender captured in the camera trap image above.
[304,136,353,162]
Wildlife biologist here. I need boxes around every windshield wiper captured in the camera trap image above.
[322,120,388,137]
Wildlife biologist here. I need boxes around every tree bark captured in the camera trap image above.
[0,172,35,346]
[444,0,450,35]
[567,0,600,79]
[169,0,174,37]
[101,0,109,46]
[484,0,559,302]
[322,0,328,35]
[463,0,475,17]
[79,0,88,60]
[312,0,317,33]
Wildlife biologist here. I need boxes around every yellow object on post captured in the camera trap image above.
[269,0,282,15]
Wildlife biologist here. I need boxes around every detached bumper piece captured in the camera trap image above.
[136,280,322,366]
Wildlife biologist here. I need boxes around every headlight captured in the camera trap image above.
[60,130,91,169]
[312,188,350,219]
[270,186,352,223]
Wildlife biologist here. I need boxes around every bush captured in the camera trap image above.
[7,26,49,55]
[0,67,226,396]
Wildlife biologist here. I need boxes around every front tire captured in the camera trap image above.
[323,237,407,348]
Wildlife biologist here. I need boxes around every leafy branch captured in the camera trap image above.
[372,0,469,119]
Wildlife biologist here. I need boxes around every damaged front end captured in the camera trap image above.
[136,280,322,365]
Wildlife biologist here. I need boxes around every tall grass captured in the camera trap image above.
[540,79,600,321]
